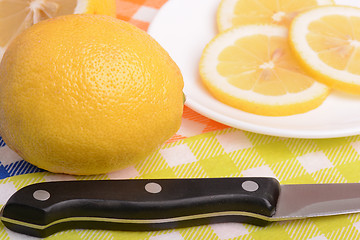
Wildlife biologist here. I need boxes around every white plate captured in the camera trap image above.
[148,0,360,139]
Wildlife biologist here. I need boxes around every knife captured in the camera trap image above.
[1,177,360,238]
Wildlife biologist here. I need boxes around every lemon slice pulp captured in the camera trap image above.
[199,25,330,116]
[217,0,333,32]
[290,6,360,94]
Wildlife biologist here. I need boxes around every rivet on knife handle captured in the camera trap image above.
[0,177,280,238]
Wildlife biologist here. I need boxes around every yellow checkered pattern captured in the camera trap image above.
[2,128,360,239]
[2,0,360,239]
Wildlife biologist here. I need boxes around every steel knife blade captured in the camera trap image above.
[1,177,360,238]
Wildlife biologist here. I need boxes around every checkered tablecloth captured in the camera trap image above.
[2,0,360,239]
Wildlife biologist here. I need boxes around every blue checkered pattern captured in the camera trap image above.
[0,136,43,180]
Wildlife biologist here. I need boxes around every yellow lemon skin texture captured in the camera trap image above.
[0,14,184,175]
[0,0,116,61]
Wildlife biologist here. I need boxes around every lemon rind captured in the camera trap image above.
[217,0,238,32]
[290,6,360,93]
[217,0,334,32]
[200,25,330,106]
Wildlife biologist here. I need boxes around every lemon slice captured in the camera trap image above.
[217,0,333,32]
[199,25,330,116]
[0,0,115,61]
[290,6,360,94]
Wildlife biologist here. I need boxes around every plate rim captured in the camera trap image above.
[148,0,360,139]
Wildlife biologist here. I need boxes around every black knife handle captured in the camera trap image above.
[1,177,280,238]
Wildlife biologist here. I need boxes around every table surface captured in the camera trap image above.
[2,0,360,239]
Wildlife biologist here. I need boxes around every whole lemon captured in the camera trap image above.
[0,14,184,175]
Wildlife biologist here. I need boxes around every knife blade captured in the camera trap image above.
[1,177,360,238]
